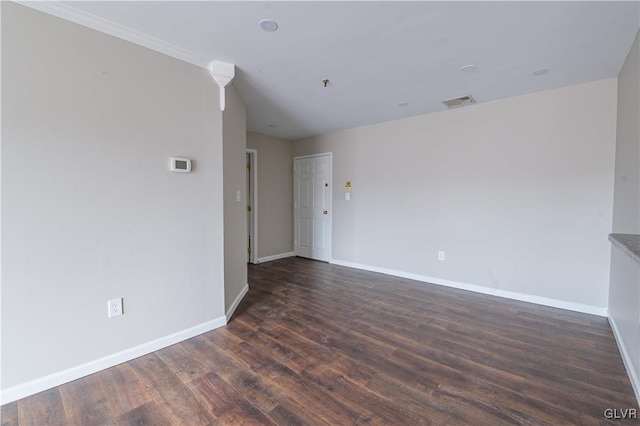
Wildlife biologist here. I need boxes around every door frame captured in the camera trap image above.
[293,152,332,262]
[247,149,258,264]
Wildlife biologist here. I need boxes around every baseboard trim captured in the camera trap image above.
[1,316,226,405]
[256,252,295,263]
[329,259,607,317]
[609,315,640,406]
[226,284,249,322]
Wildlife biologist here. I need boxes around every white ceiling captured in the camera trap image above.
[27,1,640,140]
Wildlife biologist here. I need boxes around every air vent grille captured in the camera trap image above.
[442,95,476,109]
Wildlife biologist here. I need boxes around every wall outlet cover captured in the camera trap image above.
[108,298,123,318]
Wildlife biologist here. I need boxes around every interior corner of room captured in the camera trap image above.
[1,0,639,412]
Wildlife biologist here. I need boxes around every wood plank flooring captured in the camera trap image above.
[2,257,638,425]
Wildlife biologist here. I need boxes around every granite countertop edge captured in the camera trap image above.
[609,233,640,265]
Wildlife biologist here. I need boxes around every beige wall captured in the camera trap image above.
[2,3,226,393]
[609,30,640,396]
[247,132,294,259]
[223,86,248,314]
[294,78,618,311]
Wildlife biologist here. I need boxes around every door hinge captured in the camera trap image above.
[248,247,252,254]
[247,163,252,169]
[247,205,252,212]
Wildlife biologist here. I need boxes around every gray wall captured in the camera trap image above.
[294,78,618,311]
[223,86,248,314]
[612,31,640,235]
[609,30,640,394]
[247,132,294,259]
[2,3,226,391]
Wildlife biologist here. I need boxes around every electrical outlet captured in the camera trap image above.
[438,251,446,261]
[108,298,123,318]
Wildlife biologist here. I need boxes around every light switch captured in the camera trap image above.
[345,193,350,201]
[236,190,241,202]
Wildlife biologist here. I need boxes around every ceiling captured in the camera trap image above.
[26,1,640,140]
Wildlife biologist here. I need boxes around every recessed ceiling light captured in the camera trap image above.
[460,64,477,72]
[268,124,277,128]
[259,19,278,32]
[533,68,549,76]
[397,102,409,107]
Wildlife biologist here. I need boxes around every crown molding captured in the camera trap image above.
[15,0,211,69]
[210,61,236,111]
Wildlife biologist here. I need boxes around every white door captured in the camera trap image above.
[294,154,332,261]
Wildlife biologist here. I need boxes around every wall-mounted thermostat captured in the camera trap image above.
[170,157,191,173]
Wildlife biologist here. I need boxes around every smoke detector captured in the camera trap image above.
[442,95,476,109]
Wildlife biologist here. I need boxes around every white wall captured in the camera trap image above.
[609,30,640,399]
[295,78,618,312]
[1,3,226,397]
[246,132,294,259]
[223,85,248,317]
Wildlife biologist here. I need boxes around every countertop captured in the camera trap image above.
[609,233,640,265]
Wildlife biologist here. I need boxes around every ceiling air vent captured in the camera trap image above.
[442,95,476,109]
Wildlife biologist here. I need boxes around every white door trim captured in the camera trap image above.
[247,149,258,264]
[293,152,332,261]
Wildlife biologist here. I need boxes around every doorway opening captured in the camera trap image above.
[247,149,258,264]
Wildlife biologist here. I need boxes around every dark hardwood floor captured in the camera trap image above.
[2,257,638,425]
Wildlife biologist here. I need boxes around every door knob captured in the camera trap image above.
[323,210,328,215]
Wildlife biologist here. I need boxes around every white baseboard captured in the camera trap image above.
[1,316,226,405]
[256,252,295,263]
[330,259,608,317]
[608,315,640,406]
[226,284,249,322]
